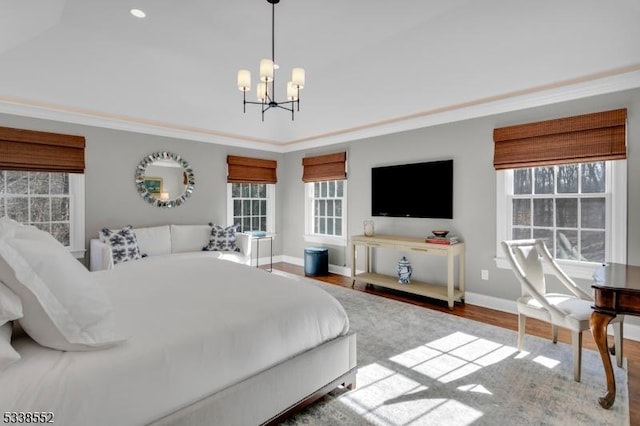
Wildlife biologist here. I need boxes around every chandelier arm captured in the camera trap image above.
[273,104,294,113]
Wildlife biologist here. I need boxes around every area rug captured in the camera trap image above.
[274,271,629,426]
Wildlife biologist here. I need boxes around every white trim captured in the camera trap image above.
[280,255,353,276]
[611,159,628,263]
[495,171,508,257]
[281,255,303,267]
[69,174,85,259]
[226,183,276,234]
[464,291,518,314]
[304,180,348,246]
[303,234,347,247]
[2,69,637,153]
[495,161,627,279]
[0,171,85,258]
[280,68,640,153]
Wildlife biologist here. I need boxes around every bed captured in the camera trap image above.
[0,233,356,425]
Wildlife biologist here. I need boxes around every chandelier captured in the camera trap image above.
[236,0,305,121]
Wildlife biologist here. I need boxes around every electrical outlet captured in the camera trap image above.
[481,269,489,280]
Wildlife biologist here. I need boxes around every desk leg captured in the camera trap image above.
[590,310,616,409]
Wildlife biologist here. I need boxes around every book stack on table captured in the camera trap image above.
[425,235,460,245]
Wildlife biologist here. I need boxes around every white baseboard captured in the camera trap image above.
[277,258,640,342]
[280,255,353,276]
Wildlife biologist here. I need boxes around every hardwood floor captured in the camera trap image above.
[268,262,640,425]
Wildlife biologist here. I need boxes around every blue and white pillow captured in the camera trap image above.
[99,225,142,264]
[202,223,239,252]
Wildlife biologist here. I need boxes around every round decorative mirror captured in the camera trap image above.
[135,151,195,208]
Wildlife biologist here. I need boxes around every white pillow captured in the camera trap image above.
[0,322,20,370]
[0,281,22,371]
[0,282,22,323]
[99,225,143,265]
[0,235,126,351]
[0,216,17,239]
[0,216,63,248]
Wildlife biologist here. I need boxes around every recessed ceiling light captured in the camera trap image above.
[130,8,146,18]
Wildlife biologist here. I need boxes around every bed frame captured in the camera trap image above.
[151,332,357,425]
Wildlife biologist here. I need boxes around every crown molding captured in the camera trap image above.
[0,96,285,152]
[0,66,639,154]
[280,65,640,152]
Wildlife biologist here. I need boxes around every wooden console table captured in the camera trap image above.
[590,263,640,409]
[350,234,465,309]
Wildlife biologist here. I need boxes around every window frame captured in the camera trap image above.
[0,171,85,258]
[495,160,626,279]
[304,179,347,246]
[226,182,276,234]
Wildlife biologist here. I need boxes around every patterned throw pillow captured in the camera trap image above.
[99,225,142,264]
[202,223,239,252]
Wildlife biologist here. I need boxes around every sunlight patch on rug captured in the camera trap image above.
[336,332,530,424]
[337,363,484,425]
[276,273,629,425]
[390,332,519,384]
[533,355,562,369]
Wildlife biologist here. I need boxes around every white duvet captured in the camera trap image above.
[0,254,349,426]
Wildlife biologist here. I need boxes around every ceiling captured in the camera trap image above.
[0,0,639,152]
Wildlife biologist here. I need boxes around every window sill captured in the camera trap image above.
[494,256,603,281]
[304,234,347,247]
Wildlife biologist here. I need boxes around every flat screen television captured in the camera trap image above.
[371,159,453,219]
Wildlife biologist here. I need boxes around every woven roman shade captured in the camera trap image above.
[0,126,86,173]
[493,108,627,170]
[227,155,277,184]
[302,152,347,182]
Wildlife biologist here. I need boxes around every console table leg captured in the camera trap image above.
[447,252,454,310]
[590,310,616,409]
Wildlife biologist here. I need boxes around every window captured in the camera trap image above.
[305,179,347,245]
[496,160,626,278]
[0,170,85,257]
[227,183,275,233]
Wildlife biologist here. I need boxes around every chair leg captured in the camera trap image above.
[572,331,583,382]
[612,320,624,368]
[552,325,558,344]
[517,314,526,351]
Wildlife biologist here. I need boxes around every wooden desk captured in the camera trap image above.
[590,263,640,409]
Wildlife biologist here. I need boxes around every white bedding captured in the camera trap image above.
[0,254,350,426]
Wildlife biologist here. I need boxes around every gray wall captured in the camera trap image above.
[280,88,640,303]
[1,86,638,307]
[0,114,283,262]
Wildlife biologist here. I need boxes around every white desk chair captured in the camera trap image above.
[502,239,623,382]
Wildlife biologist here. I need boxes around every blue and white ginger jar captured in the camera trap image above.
[396,256,412,284]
